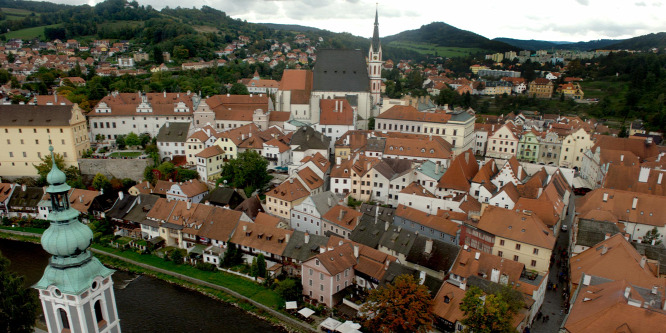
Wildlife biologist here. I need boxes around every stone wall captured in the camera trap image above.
[78,158,151,181]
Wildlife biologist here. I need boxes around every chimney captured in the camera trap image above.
[327,196,332,207]
[464,151,469,164]
[79,195,83,203]
[353,245,359,258]
[658,173,663,185]
[304,232,310,244]
[474,252,481,260]
[285,233,290,243]
[117,191,124,200]
[632,197,638,210]
[385,221,389,231]
[336,156,341,165]
[339,209,346,221]
[166,122,170,128]
[243,225,247,232]
[22,184,26,192]
[640,256,647,268]
[582,274,592,286]
[419,271,426,284]
[620,154,624,162]
[604,233,611,240]
[624,286,631,299]
[460,279,466,291]
[187,201,192,210]
[601,245,608,255]
[366,162,371,170]
[424,239,433,254]
[603,192,609,202]
[537,187,543,198]
[517,165,523,178]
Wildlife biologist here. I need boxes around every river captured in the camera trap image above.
[0,238,287,333]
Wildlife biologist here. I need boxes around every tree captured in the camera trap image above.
[0,251,39,333]
[217,150,272,196]
[256,254,266,278]
[34,153,81,186]
[229,82,249,95]
[92,173,111,194]
[275,278,302,301]
[222,242,243,267]
[156,162,176,181]
[250,257,258,277]
[115,135,126,149]
[460,286,523,333]
[170,249,184,264]
[642,227,662,245]
[125,132,141,147]
[360,274,433,333]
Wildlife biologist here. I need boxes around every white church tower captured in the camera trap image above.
[34,146,121,333]
[368,5,383,106]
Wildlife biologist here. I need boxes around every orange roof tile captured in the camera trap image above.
[265,178,309,202]
[319,99,354,125]
[438,150,478,192]
[478,206,555,250]
[396,204,459,236]
[229,221,293,256]
[323,205,363,231]
[570,234,664,290]
[195,145,224,158]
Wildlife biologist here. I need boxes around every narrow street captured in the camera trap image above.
[529,194,576,332]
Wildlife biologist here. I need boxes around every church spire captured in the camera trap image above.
[371,4,381,52]
[34,145,121,333]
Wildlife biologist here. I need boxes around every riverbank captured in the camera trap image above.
[0,230,316,333]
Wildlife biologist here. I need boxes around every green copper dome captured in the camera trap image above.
[41,220,93,256]
[46,146,67,187]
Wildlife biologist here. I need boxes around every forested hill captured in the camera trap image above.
[382,22,517,52]
[0,0,423,61]
[605,33,666,51]
[493,37,622,51]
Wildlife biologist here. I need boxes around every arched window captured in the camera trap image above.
[59,308,70,330]
[94,300,105,326]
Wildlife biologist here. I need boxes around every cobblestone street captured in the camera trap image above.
[529,194,575,333]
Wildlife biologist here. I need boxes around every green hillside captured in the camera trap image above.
[387,41,486,58]
[383,22,517,55]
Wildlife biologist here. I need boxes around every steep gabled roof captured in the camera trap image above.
[570,234,664,290]
[477,206,555,250]
[438,150,478,192]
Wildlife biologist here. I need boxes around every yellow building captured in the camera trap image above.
[265,178,309,220]
[477,206,555,275]
[0,104,89,177]
[470,65,489,75]
[213,123,259,161]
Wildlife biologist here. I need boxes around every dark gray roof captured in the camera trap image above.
[156,122,190,143]
[282,230,329,262]
[106,194,136,220]
[379,226,417,256]
[381,261,443,296]
[349,204,396,248]
[350,218,389,249]
[575,219,621,248]
[313,49,370,92]
[202,188,244,209]
[366,137,386,152]
[632,242,666,275]
[406,236,460,273]
[290,126,330,151]
[140,219,159,228]
[466,275,527,303]
[8,186,43,209]
[371,9,380,52]
[235,195,264,220]
[309,191,340,216]
[373,158,413,180]
[124,194,160,223]
[0,105,72,126]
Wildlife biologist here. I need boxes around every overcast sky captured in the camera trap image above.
[49,0,666,42]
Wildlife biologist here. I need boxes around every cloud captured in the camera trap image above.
[575,0,589,5]
[635,1,646,6]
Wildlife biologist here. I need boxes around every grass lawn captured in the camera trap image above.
[388,41,486,58]
[0,226,46,234]
[108,151,143,158]
[91,244,283,309]
[3,23,61,39]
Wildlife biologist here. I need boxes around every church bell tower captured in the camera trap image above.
[34,146,121,333]
[368,5,383,106]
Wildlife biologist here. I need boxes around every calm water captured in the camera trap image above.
[0,238,286,333]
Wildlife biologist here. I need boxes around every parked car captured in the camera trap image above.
[561,224,568,232]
